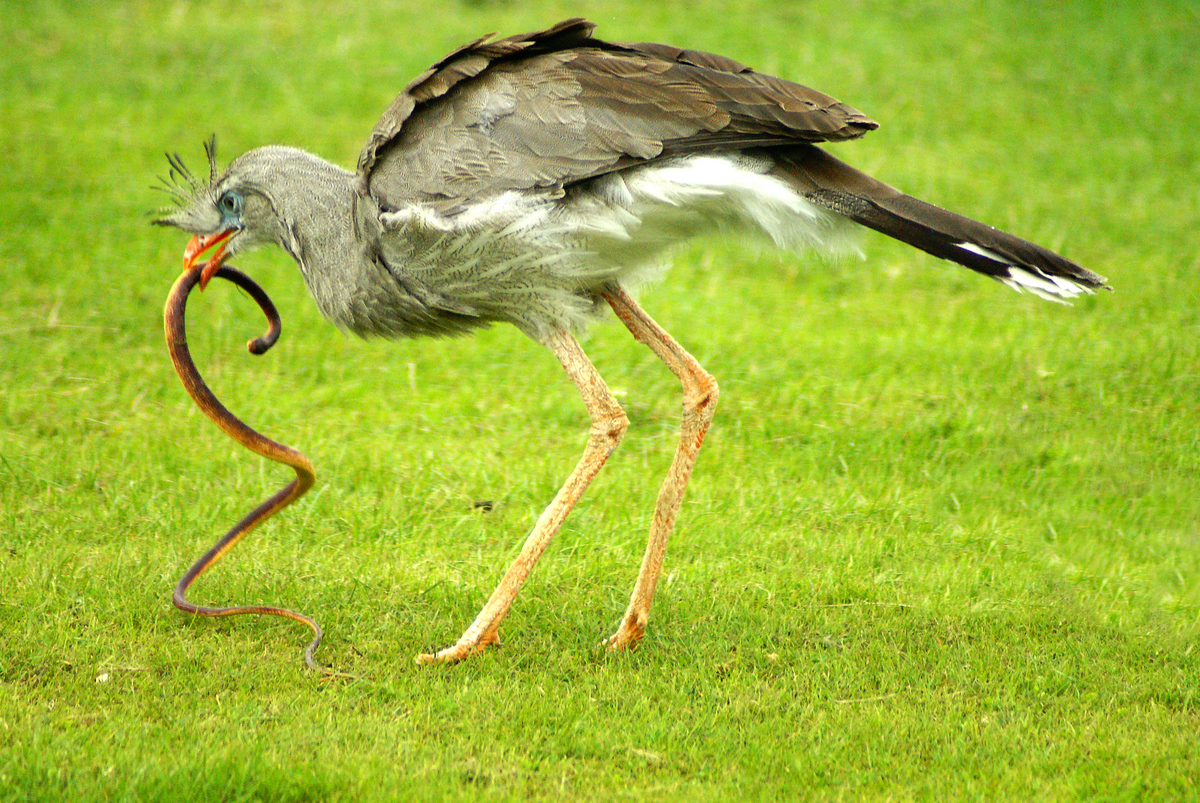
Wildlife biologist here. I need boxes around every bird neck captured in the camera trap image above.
[245,148,386,328]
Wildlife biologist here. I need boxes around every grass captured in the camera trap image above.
[2,0,1198,799]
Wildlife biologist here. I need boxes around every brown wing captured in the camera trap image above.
[358,18,877,209]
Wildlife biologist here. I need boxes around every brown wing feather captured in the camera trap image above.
[357,18,597,180]
[767,144,1109,291]
[359,18,877,208]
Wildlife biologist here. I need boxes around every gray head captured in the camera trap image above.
[156,139,424,337]
[155,138,355,282]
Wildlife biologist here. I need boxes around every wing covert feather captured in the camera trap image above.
[359,18,877,208]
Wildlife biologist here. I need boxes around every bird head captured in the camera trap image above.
[154,137,291,289]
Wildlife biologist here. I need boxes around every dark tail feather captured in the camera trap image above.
[767,144,1109,301]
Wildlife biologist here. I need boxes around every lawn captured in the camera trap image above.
[1,0,1198,800]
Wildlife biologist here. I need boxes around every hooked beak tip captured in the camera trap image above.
[199,259,220,291]
[182,230,236,290]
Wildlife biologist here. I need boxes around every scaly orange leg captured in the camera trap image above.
[601,286,718,651]
[417,326,629,664]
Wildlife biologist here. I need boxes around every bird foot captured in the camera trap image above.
[415,629,500,665]
[603,618,645,652]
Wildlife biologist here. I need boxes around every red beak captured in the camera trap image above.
[182,229,236,290]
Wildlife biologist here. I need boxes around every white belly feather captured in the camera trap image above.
[378,152,857,336]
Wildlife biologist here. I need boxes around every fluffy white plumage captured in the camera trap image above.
[383,153,862,335]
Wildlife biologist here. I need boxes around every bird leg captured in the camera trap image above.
[417,326,629,664]
[600,286,718,651]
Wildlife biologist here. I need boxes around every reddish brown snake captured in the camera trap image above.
[163,263,325,671]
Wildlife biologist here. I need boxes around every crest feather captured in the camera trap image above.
[151,135,220,221]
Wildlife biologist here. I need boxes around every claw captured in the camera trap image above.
[416,628,501,665]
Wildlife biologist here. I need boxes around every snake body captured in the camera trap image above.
[164,264,323,671]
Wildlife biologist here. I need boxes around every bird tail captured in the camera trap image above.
[765,144,1109,302]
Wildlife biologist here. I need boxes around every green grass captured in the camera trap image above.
[2,0,1199,799]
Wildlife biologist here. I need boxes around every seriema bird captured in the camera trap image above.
[156,18,1108,664]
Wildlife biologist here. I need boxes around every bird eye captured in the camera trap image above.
[217,191,243,217]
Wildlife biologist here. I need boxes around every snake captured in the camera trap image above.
[163,263,326,671]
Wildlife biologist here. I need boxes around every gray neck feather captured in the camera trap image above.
[230,148,407,336]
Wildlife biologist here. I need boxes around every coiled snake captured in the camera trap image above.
[163,263,324,671]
